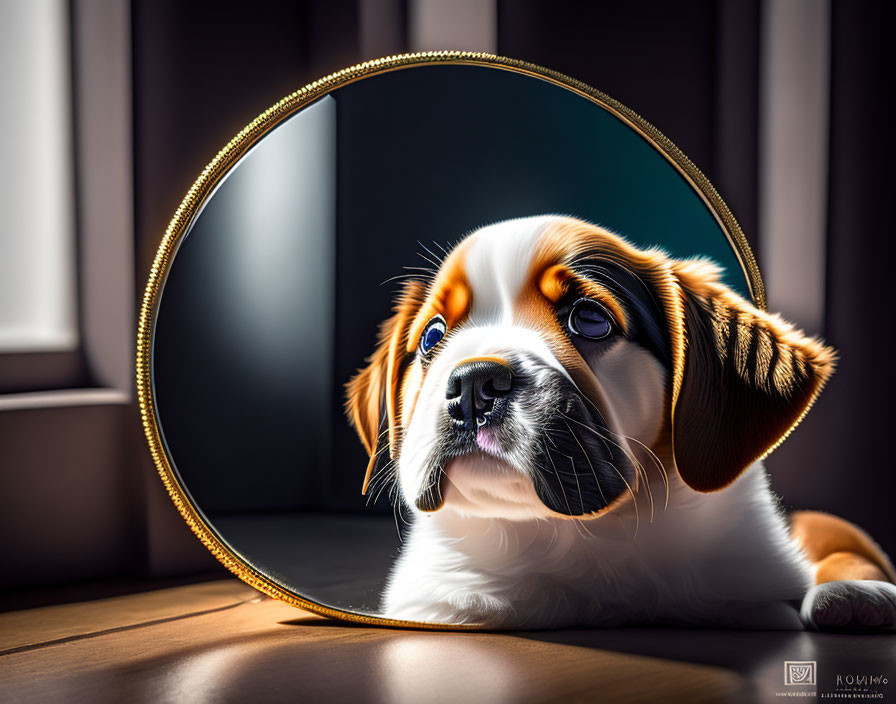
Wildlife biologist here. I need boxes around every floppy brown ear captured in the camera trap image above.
[669,260,837,492]
[345,280,425,494]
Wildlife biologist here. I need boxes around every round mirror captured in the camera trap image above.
[139,53,762,627]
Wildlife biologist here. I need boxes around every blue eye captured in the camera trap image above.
[419,315,447,354]
[569,300,613,340]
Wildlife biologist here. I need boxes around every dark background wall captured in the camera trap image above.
[498,0,761,252]
[1,0,892,604]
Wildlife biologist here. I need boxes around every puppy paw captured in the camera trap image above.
[446,591,514,626]
[801,580,896,631]
[382,591,513,627]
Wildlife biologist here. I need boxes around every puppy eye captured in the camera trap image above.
[568,300,613,340]
[419,315,447,354]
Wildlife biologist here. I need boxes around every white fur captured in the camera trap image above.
[383,462,812,629]
[464,215,554,324]
[587,339,666,450]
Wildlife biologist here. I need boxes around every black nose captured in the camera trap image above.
[446,360,513,430]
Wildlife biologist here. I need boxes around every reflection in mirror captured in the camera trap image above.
[155,96,400,611]
[151,61,758,622]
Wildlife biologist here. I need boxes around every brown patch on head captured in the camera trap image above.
[521,217,837,492]
[406,238,474,354]
[515,217,680,430]
[538,263,629,333]
[531,218,686,388]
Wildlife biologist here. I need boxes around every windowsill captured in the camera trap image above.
[0,387,132,412]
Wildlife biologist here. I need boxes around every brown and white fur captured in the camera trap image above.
[346,215,896,630]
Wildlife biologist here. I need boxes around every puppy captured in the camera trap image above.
[346,215,896,630]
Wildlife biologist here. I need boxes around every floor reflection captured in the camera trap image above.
[136,617,895,703]
[132,618,747,703]
[373,636,525,704]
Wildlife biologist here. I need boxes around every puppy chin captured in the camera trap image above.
[440,453,550,520]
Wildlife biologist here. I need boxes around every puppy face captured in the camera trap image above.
[347,216,836,520]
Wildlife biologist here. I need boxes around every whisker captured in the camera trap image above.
[558,412,645,479]
[431,240,452,259]
[541,443,591,540]
[558,412,640,536]
[535,440,563,510]
[543,441,574,516]
[417,241,445,269]
[635,461,655,523]
[608,458,640,538]
[558,412,635,466]
[566,452,585,516]
[562,420,609,507]
[574,412,669,514]
[366,459,397,505]
[615,431,670,511]
[380,272,431,286]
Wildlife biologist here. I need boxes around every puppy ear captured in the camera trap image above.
[345,280,425,494]
[668,260,836,491]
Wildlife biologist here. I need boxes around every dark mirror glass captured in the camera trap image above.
[150,62,755,619]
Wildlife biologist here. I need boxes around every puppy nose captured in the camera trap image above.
[446,360,512,430]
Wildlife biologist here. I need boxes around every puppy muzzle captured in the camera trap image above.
[412,356,634,516]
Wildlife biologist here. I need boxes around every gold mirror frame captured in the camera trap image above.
[136,51,765,629]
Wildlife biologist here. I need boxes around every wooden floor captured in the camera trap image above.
[1,578,893,703]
